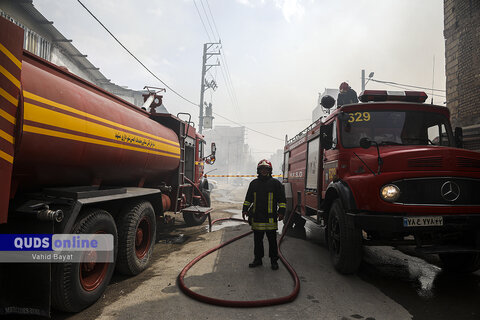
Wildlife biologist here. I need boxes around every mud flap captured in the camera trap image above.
[0,219,53,317]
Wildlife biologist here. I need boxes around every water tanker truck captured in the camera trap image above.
[0,17,215,315]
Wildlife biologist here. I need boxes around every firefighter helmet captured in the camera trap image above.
[257,159,273,175]
[339,82,350,92]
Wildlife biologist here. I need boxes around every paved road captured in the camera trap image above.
[51,183,480,320]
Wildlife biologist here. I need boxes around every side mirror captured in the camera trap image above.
[359,137,372,149]
[455,127,463,148]
[205,142,216,165]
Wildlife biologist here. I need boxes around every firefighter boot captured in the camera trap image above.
[249,259,262,268]
[271,259,279,270]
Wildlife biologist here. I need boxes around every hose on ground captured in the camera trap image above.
[177,212,300,307]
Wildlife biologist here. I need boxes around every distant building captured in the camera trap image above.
[0,0,145,106]
[268,149,284,176]
[202,126,255,177]
[312,88,339,122]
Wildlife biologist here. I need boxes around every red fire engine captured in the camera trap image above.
[283,89,480,274]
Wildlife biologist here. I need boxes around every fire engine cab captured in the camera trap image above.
[283,90,480,274]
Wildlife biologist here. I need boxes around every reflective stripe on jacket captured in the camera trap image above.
[242,176,286,231]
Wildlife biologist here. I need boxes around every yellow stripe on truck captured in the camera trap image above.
[23,91,180,147]
[0,149,13,164]
[24,102,180,156]
[0,128,14,144]
[23,125,180,159]
[0,42,22,69]
[0,87,18,108]
[0,65,20,88]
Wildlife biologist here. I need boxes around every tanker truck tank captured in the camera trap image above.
[12,55,181,195]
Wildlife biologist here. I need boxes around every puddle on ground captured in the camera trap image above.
[156,234,189,244]
[206,209,247,232]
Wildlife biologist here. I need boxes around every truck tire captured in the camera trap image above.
[183,191,210,226]
[439,252,480,273]
[327,199,362,274]
[52,208,118,312]
[116,201,156,275]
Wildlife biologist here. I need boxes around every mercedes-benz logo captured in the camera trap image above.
[440,181,460,202]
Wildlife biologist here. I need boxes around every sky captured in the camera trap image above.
[33,0,447,160]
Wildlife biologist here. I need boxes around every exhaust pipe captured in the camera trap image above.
[37,206,64,223]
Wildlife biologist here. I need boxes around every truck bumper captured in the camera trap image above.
[346,212,480,233]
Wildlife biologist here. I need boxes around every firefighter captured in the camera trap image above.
[242,159,286,270]
[337,82,358,106]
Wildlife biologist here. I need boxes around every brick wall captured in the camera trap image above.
[444,0,480,134]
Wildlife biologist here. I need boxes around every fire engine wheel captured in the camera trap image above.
[183,191,210,226]
[439,252,480,273]
[116,201,156,276]
[327,199,362,274]
[51,208,118,312]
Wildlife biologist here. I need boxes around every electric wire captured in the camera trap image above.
[216,119,311,125]
[204,0,222,40]
[201,0,241,114]
[193,0,214,42]
[200,0,218,42]
[370,78,446,93]
[372,80,446,99]
[76,0,198,107]
[80,0,280,142]
[213,112,284,141]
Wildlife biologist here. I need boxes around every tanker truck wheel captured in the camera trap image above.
[327,199,362,274]
[116,201,156,275]
[183,191,210,226]
[52,208,118,312]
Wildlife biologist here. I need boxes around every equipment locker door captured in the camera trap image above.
[320,120,339,199]
[304,136,320,212]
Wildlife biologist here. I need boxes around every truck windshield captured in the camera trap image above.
[339,110,453,148]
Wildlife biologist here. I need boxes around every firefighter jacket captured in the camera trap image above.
[243,176,287,231]
[337,88,358,107]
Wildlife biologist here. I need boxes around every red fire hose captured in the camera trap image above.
[177,212,300,307]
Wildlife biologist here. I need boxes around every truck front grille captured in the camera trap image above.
[392,177,480,205]
[457,157,480,170]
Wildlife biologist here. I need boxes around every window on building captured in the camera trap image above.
[0,10,51,61]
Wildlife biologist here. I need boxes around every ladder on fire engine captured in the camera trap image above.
[174,113,191,214]
[174,114,212,219]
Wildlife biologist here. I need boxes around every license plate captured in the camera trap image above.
[403,216,443,227]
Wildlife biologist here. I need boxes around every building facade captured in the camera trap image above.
[444,0,480,150]
[202,126,256,178]
[0,0,145,106]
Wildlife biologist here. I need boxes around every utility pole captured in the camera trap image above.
[199,42,221,133]
[361,69,374,92]
[361,69,366,92]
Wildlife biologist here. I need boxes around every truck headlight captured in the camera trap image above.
[380,184,400,202]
